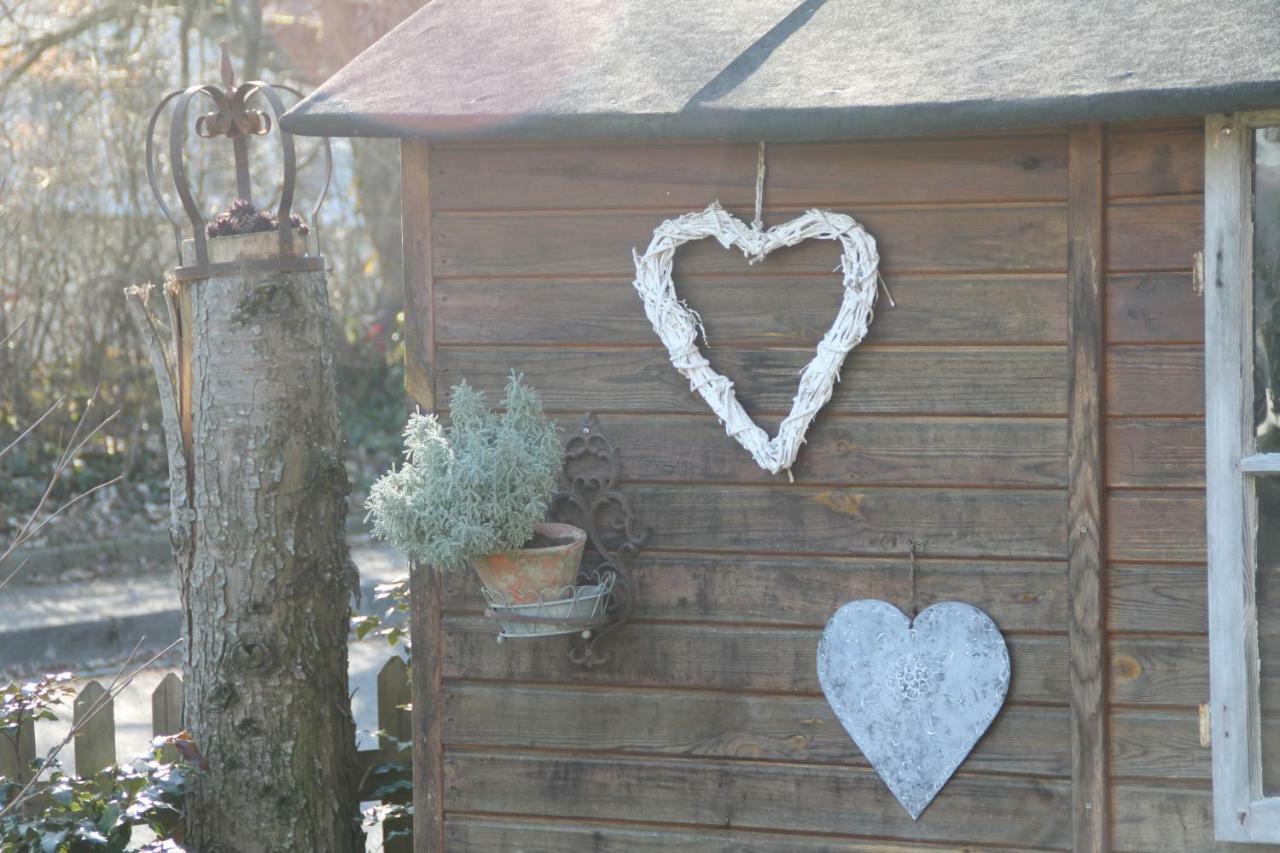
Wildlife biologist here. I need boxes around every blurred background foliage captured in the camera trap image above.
[0,0,424,538]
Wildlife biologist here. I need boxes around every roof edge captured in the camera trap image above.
[281,81,1280,141]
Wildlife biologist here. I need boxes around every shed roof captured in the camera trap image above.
[281,0,1280,141]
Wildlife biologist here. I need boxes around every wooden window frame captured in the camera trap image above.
[1206,109,1280,843]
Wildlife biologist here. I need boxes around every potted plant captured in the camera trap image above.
[366,373,585,602]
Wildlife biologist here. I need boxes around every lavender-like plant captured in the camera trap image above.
[366,374,561,570]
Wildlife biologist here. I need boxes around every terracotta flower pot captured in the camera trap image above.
[469,522,587,603]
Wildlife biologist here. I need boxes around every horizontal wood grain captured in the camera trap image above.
[1107,565,1206,634]
[1105,125,1204,198]
[1113,637,1280,710]
[618,483,1065,559]
[1110,636,1207,706]
[444,553,1067,631]
[1110,784,1217,852]
[543,413,1067,487]
[430,135,1069,211]
[436,274,1068,345]
[433,207,1067,278]
[1105,199,1202,273]
[444,817,1041,853]
[1105,345,1205,416]
[436,346,1069,417]
[1106,273,1203,343]
[1105,420,1205,488]
[1110,710,1211,780]
[444,683,1070,776]
[442,752,1073,848]
[1106,491,1205,564]
[442,618,1070,703]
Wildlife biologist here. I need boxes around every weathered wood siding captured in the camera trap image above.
[1103,122,1233,851]
[403,122,1227,850]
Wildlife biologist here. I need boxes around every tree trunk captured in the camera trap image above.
[127,231,362,852]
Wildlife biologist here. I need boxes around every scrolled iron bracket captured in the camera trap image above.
[548,413,649,667]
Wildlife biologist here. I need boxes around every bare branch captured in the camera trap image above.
[0,390,121,579]
[0,1,137,95]
[0,558,27,595]
[0,393,66,460]
[0,318,24,350]
[0,474,123,592]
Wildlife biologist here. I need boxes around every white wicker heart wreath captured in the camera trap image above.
[631,200,881,476]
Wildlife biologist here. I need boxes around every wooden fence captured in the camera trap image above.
[0,657,412,852]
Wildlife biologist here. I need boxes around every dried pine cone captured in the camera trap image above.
[206,199,310,238]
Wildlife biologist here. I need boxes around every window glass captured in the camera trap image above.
[1256,127,1280,450]
[1260,476,1280,793]
[1254,127,1280,794]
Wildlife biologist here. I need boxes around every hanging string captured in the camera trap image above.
[877,272,896,308]
[907,537,922,620]
[752,141,767,232]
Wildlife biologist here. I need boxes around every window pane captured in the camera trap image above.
[1260,475,1280,793]
[1255,127,1280,450]
[1256,127,1280,794]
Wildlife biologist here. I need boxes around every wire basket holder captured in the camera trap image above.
[482,571,616,642]
[483,413,648,667]
[145,43,332,282]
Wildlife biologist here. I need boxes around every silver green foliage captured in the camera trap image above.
[366,374,561,570]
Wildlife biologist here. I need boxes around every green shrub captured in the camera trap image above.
[365,374,561,570]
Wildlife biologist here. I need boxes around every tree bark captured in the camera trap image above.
[127,231,362,852]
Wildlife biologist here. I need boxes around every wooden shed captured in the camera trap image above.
[283,2,1280,849]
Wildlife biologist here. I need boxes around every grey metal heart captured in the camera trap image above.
[816,599,1010,820]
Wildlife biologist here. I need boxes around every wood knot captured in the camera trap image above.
[207,682,237,709]
[809,489,865,518]
[229,638,276,672]
[1111,654,1141,682]
[236,717,264,738]
[785,734,811,752]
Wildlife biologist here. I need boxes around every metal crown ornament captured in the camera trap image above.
[145,43,331,282]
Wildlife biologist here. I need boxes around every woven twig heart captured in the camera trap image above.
[632,201,881,475]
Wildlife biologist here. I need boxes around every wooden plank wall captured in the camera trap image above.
[1102,121,1213,851]
[400,121,1240,850]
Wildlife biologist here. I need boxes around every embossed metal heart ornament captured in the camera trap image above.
[816,600,1010,819]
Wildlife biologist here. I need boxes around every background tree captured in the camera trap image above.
[1,1,427,846]
[0,0,423,538]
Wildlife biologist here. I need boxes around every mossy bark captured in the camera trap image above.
[127,232,362,852]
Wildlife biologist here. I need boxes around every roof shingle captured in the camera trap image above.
[281,0,1280,140]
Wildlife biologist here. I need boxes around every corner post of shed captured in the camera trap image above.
[1067,122,1109,851]
[400,138,446,853]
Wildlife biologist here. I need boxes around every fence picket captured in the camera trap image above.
[376,656,412,853]
[151,672,184,763]
[5,664,409,833]
[0,714,36,784]
[73,680,115,776]
[151,673,184,737]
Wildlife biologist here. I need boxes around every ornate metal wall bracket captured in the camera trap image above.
[549,413,649,667]
[146,43,331,282]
